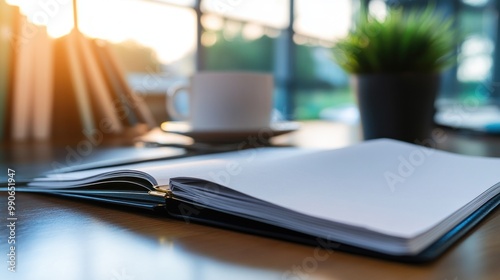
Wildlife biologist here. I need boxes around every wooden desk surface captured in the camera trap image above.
[1,121,499,280]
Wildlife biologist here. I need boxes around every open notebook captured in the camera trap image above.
[26,139,500,262]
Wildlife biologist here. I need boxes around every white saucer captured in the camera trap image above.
[160,121,300,144]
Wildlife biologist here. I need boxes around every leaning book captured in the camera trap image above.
[26,139,500,262]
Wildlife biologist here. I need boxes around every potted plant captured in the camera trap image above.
[333,6,456,142]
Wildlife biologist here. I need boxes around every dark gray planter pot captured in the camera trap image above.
[354,73,440,143]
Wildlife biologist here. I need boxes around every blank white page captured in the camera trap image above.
[147,139,500,238]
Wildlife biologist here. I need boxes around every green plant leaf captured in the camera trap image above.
[332,4,457,74]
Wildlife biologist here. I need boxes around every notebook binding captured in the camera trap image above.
[148,185,173,199]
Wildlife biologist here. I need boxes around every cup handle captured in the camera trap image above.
[167,84,190,121]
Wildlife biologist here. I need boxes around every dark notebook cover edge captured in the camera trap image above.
[164,193,500,263]
[14,186,499,263]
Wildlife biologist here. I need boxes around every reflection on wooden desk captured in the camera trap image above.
[2,192,499,280]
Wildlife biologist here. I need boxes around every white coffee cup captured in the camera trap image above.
[167,72,274,131]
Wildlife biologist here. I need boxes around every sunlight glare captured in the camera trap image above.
[295,0,351,41]
[202,0,289,29]
[201,31,217,47]
[458,56,492,82]
[201,14,224,31]
[369,0,387,21]
[7,0,196,64]
[242,23,264,40]
[77,0,196,64]
[7,0,74,37]
[462,0,490,7]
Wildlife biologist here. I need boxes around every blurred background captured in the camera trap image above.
[1,0,499,132]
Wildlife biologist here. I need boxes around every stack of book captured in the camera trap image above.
[0,0,156,141]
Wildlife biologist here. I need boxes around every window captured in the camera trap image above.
[378,0,500,106]
[77,0,197,94]
[10,0,500,121]
[457,0,496,104]
[200,1,289,117]
[294,0,351,41]
[293,0,353,119]
[199,0,354,119]
[201,0,289,28]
